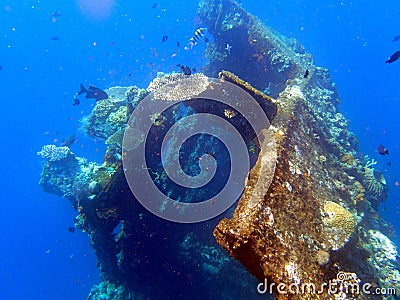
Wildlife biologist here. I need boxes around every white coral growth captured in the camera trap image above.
[37,144,73,162]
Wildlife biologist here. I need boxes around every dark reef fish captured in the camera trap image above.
[78,84,108,101]
[72,98,80,106]
[393,35,400,42]
[61,134,76,147]
[177,64,193,75]
[184,28,207,50]
[377,145,389,156]
[303,69,309,79]
[67,226,75,233]
[385,50,400,64]
[161,35,168,43]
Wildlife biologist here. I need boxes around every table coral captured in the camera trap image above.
[152,73,209,101]
[147,72,189,92]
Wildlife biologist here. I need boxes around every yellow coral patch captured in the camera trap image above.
[323,201,356,231]
[322,201,357,250]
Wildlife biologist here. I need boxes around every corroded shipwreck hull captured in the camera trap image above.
[200,0,398,299]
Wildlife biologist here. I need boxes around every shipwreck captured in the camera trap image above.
[38,0,399,299]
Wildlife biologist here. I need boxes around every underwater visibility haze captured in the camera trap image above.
[1,0,400,299]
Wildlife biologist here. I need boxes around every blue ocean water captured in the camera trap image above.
[1,0,399,299]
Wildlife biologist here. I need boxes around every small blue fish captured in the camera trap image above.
[52,11,62,18]
[161,35,168,43]
[49,36,59,41]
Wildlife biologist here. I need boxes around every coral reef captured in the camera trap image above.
[199,0,312,96]
[363,166,387,199]
[363,230,400,298]
[105,129,124,148]
[88,281,143,300]
[198,0,397,299]
[38,152,93,198]
[108,106,128,129]
[125,86,148,113]
[152,73,209,101]
[81,85,147,140]
[36,0,399,299]
[37,89,133,201]
[81,99,121,139]
[38,71,268,299]
[106,86,130,101]
[37,144,74,162]
[147,72,191,92]
[37,145,90,197]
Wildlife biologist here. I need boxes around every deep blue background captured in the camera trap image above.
[1,0,399,299]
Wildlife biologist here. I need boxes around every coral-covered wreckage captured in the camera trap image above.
[38,0,399,299]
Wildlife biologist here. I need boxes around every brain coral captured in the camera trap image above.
[322,201,357,250]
